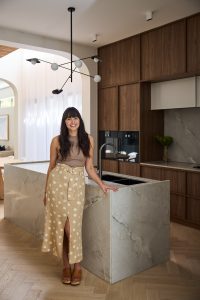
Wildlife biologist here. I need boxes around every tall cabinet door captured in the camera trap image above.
[141,20,186,80]
[119,84,140,131]
[187,13,200,73]
[98,87,118,130]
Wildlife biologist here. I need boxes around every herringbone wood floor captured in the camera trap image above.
[0,201,200,300]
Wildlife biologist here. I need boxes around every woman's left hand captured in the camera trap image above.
[101,182,118,193]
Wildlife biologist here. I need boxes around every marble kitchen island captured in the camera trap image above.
[4,161,170,283]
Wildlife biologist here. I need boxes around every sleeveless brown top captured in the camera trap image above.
[57,135,86,167]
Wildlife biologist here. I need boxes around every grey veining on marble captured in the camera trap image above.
[4,163,170,283]
[110,182,169,283]
[82,179,170,283]
[164,108,200,164]
[4,164,46,239]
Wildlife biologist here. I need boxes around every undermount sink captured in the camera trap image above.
[101,174,145,185]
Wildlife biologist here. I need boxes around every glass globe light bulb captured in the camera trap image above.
[94,75,101,83]
[75,60,82,68]
[31,59,37,65]
[93,57,99,63]
[51,63,59,71]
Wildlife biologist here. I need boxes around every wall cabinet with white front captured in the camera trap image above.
[151,76,200,110]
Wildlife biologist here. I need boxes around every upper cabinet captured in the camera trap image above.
[151,77,196,110]
[187,13,200,74]
[119,84,140,131]
[141,20,186,80]
[98,35,140,87]
[98,87,118,130]
[98,83,140,131]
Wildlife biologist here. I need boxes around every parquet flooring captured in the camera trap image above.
[0,201,200,300]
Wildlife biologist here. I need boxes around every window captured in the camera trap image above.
[0,97,15,108]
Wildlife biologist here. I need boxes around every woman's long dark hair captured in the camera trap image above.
[59,107,90,159]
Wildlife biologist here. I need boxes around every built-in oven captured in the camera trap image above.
[99,131,139,163]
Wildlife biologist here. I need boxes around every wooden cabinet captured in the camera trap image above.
[98,83,141,131]
[140,165,200,229]
[98,87,118,130]
[141,20,186,80]
[140,165,162,180]
[187,172,200,198]
[162,168,186,194]
[119,84,140,131]
[102,161,140,177]
[170,194,186,220]
[101,159,118,173]
[186,172,200,226]
[119,162,140,177]
[187,13,200,73]
[141,165,186,222]
[98,35,140,87]
[162,168,186,222]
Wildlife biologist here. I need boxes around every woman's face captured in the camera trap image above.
[65,116,80,132]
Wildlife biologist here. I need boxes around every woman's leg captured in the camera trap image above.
[63,218,70,268]
[62,218,71,284]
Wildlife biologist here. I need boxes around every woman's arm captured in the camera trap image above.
[85,135,118,193]
[43,136,59,205]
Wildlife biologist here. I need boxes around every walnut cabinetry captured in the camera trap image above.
[119,84,140,131]
[140,165,162,180]
[140,165,200,229]
[101,161,140,177]
[98,87,118,130]
[186,172,200,226]
[187,13,200,73]
[119,162,140,177]
[141,20,186,80]
[101,159,118,173]
[98,36,140,87]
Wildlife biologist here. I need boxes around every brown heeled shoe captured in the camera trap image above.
[62,267,71,284]
[71,268,82,286]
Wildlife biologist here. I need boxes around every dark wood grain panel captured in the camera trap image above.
[141,28,162,80]
[187,172,200,198]
[119,83,140,131]
[119,162,140,177]
[98,44,118,87]
[98,35,140,87]
[140,165,162,180]
[187,13,200,73]
[101,159,118,173]
[170,194,186,220]
[187,197,200,225]
[98,87,118,130]
[162,169,186,194]
[117,36,140,85]
[141,20,186,80]
[140,83,164,162]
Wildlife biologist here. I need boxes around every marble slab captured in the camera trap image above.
[4,163,170,283]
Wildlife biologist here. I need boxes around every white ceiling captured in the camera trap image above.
[0,0,200,47]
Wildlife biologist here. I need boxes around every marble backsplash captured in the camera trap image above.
[164,108,200,164]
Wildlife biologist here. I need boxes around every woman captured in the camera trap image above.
[42,107,117,286]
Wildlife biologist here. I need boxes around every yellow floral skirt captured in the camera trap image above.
[41,163,85,264]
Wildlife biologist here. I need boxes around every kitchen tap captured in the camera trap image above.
[98,143,116,179]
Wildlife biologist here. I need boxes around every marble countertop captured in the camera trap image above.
[141,161,200,172]
[8,161,159,188]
